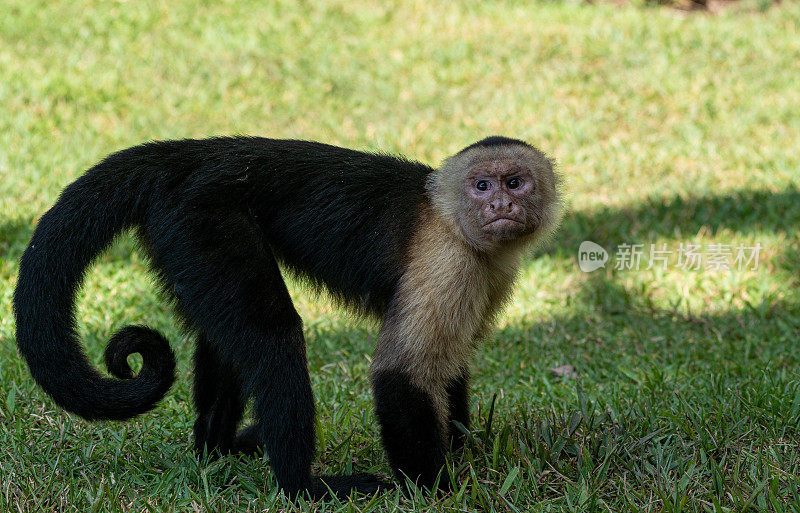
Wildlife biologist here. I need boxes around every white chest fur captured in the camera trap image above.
[373,211,522,387]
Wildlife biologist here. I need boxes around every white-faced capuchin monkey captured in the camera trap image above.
[13,136,563,500]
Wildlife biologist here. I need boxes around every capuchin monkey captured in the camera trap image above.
[13,136,562,499]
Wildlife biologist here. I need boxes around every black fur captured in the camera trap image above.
[372,369,448,490]
[446,373,471,451]
[458,135,530,153]
[12,137,477,499]
[192,332,246,457]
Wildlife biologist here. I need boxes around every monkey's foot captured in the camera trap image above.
[310,473,390,500]
[231,425,263,456]
[194,424,263,459]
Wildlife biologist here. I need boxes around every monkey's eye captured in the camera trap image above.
[507,177,521,189]
[475,180,491,192]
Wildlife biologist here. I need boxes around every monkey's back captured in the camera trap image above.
[154,137,433,317]
[256,139,432,316]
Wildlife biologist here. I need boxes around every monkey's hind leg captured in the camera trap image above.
[172,211,384,499]
[192,333,249,457]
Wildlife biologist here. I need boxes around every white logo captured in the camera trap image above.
[578,241,608,273]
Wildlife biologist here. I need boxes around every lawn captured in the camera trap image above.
[1,0,799,511]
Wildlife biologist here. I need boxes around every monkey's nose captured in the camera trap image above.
[489,200,514,213]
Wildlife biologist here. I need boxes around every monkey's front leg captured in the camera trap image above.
[371,291,478,492]
[371,366,450,491]
[446,371,471,451]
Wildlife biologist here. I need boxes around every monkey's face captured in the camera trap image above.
[431,140,562,253]
[464,160,538,244]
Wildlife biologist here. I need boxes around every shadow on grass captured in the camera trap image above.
[495,276,800,377]
[301,278,800,506]
[540,185,800,255]
[466,275,800,506]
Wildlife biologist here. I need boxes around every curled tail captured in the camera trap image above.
[13,148,177,420]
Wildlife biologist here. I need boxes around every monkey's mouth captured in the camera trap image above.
[482,218,524,230]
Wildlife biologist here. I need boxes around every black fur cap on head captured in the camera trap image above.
[458,136,531,154]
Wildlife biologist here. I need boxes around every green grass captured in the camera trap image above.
[1,0,799,510]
